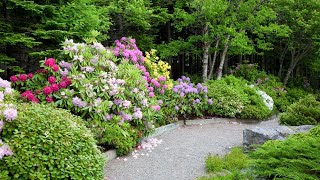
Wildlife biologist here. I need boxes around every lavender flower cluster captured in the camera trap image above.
[172,76,208,97]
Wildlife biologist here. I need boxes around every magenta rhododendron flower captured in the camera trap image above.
[160,89,165,94]
[48,76,56,84]
[46,96,53,103]
[19,74,28,81]
[44,58,56,67]
[59,81,67,88]
[27,73,34,79]
[52,64,59,72]
[50,84,59,92]
[9,75,18,83]
[43,86,52,95]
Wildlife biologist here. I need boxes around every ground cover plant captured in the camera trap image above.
[206,75,272,119]
[198,147,253,180]
[0,78,105,179]
[250,125,320,179]
[280,94,320,125]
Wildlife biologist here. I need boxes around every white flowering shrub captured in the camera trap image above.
[0,78,16,161]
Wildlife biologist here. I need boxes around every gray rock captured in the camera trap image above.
[294,125,314,132]
[243,125,314,150]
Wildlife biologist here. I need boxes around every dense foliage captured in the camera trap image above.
[232,63,309,112]
[201,126,320,180]
[280,95,320,126]
[206,76,272,119]
[0,78,104,179]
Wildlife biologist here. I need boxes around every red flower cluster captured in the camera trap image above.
[21,90,39,103]
[44,58,59,72]
[10,73,33,83]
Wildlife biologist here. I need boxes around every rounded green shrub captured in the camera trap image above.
[0,103,105,179]
[280,94,320,125]
[206,76,271,119]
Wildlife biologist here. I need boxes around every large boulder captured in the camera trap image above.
[243,125,314,150]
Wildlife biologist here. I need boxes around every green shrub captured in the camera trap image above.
[0,103,105,179]
[206,76,271,119]
[231,62,310,112]
[280,95,320,125]
[250,125,320,179]
[199,147,253,180]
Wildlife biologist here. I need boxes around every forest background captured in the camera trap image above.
[1,0,320,88]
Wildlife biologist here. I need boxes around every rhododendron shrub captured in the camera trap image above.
[0,78,17,161]
[9,39,160,155]
[10,58,72,103]
[55,39,158,155]
[164,76,210,118]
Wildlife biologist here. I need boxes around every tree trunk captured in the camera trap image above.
[217,35,230,80]
[202,24,210,82]
[283,46,312,86]
[278,45,288,78]
[208,38,220,79]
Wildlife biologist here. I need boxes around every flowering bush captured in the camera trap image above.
[206,76,272,119]
[162,76,210,119]
[0,78,16,161]
[10,58,72,103]
[9,38,163,155]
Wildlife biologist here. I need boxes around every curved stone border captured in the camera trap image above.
[185,114,278,126]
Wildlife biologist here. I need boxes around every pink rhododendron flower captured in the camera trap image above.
[152,105,161,111]
[160,89,165,94]
[19,74,28,81]
[48,76,56,84]
[9,75,18,83]
[44,58,56,67]
[43,86,52,95]
[149,92,155,97]
[59,81,67,88]
[158,76,166,82]
[148,87,154,92]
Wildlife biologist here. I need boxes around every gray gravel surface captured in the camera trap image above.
[104,118,279,180]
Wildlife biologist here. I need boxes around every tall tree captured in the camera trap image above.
[0,0,109,76]
[270,0,320,86]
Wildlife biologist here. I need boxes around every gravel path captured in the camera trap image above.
[104,118,279,180]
